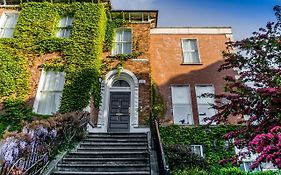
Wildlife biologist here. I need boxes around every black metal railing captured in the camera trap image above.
[150,117,170,175]
[0,111,89,175]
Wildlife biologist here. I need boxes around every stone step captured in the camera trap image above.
[62,157,149,164]
[78,144,148,149]
[52,171,150,175]
[87,133,147,138]
[57,163,150,172]
[76,147,148,152]
[83,138,148,142]
[66,151,149,158]
[80,142,147,146]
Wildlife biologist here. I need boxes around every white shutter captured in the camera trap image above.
[195,85,215,125]
[171,86,193,124]
[34,71,65,115]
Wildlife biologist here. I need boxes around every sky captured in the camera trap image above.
[111,0,280,40]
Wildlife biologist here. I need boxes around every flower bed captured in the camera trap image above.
[0,111,89,175]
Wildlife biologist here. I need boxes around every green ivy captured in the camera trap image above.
[59,3,107,112]
[0,46,29,100]
[0,2,110,135]
[160,125,238,169]
[103,19,126,52]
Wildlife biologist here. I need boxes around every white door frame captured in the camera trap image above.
[96,69,139,132]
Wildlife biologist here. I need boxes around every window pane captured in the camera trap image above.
[115,30,123,42]
[190,52,200,63]
[123,30,132,41]
[123,43,132,54]
[56,29,64,38]
[189,40,198,50]
[2,29,14,38]
[173,104,193,124]
[198,104,216,124]
[113,43,122,54]
[58,17,67,27]
[64,29,71,38]
[195,85,214,104]
[66,17,73,27]
[171,86,191,104]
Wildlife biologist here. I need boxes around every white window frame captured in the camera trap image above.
[33,70,66,115]
[171,85,193,125]
[111,28,132,55]
[181,38,201,64]
[56,16,73,38]
[0,11,19,38]
[190,145,204,157]
[195,84,216,125]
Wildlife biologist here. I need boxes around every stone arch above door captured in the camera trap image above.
[96,69,139,132]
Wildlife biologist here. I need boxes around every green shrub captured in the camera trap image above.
[248,170,281,175]
[172,168,209,175]
[218,167,246,175]
[164,144,209,171]
[160,125,237,169]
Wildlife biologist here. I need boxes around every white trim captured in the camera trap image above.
[91,69,139,133]
[150,27,232,35]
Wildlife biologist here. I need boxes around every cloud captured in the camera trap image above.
[110,0,155,10]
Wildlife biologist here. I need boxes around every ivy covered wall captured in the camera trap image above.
[0,2,107,110]
[160,125,237,170]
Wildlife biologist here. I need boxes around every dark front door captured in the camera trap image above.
[108,92,130,132]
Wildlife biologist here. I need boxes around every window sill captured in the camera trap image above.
[181,63,203,65]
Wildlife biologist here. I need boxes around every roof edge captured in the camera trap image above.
[150,27,232,35]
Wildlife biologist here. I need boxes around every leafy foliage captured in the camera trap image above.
[206,5,281,169]
[160,125,237,169]
[60,3,107,112]
[0,98,33,133]
[0,47,29,101]
[164,144,209,171]
[171,168,209,175]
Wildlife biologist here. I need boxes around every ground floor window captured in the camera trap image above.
[195,85,216,125]
[33,70,65,115]
[171,85,193,124]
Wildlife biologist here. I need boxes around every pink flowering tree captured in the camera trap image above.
[206,5,281,169]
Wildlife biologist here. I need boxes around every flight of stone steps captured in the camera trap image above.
[51,132,151,175]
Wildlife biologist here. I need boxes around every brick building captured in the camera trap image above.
[0,4,235,132]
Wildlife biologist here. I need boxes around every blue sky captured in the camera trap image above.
[111,0,280,40]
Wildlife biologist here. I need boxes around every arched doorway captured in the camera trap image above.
[97,69,139,132]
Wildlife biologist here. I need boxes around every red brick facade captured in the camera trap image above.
[150,29,236,125]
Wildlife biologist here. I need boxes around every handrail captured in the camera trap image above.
[150,117,170,175]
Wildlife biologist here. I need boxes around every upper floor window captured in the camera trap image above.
[182,39,200,64]
[0,12,19,38]
[195,85,216,125]
[171,85,193,125]
[33,70,65,115]
[112,28,132,55]
[56,16,73,38]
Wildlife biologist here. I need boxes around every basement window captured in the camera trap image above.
[56,16,73,38]
[190,145,204,157]
[0,12,19,38]
[33,70,66,115]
